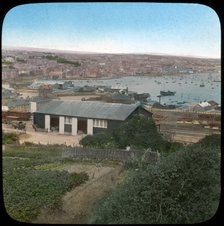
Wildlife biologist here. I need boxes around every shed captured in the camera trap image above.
[33,100,152,135]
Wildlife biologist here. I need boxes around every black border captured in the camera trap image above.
[1,0,223,225]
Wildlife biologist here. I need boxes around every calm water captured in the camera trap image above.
[32,73,221,105]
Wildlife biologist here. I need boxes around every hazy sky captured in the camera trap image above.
[2,3,221,58]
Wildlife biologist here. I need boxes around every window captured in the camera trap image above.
[65,116,72,124]
[93,119,107,128]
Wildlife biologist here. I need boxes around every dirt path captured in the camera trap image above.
[18,131,84,146]
[32,163,123,224]
[3,122,84,146]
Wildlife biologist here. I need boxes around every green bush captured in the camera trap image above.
[197,134,221,148]
[2,133,18,145]
[68,172,89,189]
[93,134,221,224]
[80,133,116,148]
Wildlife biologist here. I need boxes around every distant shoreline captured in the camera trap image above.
[30,72,221,82]
[2,46,221,60]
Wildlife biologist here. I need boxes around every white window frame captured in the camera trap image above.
[65,116,72,124]
[93,119,107,128]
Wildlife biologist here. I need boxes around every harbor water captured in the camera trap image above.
[30,73,221,105]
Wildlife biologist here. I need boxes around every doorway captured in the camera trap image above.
[50,116,59,132]
[78,119,87,134]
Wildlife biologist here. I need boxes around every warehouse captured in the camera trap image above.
[33,100,152,135]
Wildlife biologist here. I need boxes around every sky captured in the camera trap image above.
[2,3,221,58]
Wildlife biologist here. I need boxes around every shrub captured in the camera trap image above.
[93,134,221,224]
[68,172,89,189]
[80,115,170,152]
[80,133,116,148]
[2,133,18,145]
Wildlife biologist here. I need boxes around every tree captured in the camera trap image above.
[112,115,170,151]
[80,115,169,151]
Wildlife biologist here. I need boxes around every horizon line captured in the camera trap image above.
[2,45,221,60]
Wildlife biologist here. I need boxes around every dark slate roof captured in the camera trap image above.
[7,99,30,107]
[111,92,131,100]
[30,96,55,103]
[35,100,142,121]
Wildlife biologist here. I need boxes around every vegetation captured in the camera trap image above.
[92,134,221,224]
[80,132,116,149]
[80,115,175,153]
[45,55,81,66]
[3,60,13,66]
[3,145,89,222]
[2,132,19,145]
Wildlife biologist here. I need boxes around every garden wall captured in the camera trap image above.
[62,147,160,163]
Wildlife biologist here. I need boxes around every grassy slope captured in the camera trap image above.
[3,144,88,223]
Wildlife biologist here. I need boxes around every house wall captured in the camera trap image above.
[59,116,65,134]
[45,115,50,131]
[87,119,93,135]
[72,118,78,135]
[93,107,152,134]
[10,104,30,112]
[30,102,37,113]
[93,120,123,134]
[33,113,45,128]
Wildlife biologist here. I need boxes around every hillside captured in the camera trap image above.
[2,47,220,81]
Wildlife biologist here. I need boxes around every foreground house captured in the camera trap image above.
[33,100,152,135]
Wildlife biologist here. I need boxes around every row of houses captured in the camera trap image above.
[148,100,220,113]
[192,100,220,112]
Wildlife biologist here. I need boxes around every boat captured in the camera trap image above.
[199,84,205,87]
[160,91,176,96]
[177,101,187,105]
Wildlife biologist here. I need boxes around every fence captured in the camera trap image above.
[3,143,160,163]
[62,147,160,163]
[2,111,31,122]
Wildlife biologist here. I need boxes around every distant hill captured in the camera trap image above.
[2,46,100,54]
